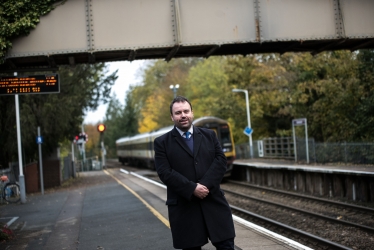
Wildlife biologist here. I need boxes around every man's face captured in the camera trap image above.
[171,101,194,131]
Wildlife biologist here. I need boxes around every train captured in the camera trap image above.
[116,116,236,177]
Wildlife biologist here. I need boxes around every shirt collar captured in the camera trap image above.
[175,126,193,137]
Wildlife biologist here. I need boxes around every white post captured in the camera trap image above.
[37,126,44,195]
[232,89,253,158]
[71,142,76,178]
[244,90,254,158]
[292,123,297,162]
[101,141,106,168]
[81,123,86,170]
[15,94,26,203]
[305,119,309,164]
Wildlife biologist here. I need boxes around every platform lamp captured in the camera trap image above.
[232,88,253,159]
[170,84,179,98]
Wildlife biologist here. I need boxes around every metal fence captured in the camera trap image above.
[235,137,374,165]
[75,157,103,172]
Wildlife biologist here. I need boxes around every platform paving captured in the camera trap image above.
[0,169,307,250]
[0,171,173,250]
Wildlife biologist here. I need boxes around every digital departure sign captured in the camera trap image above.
[0,74,59,96]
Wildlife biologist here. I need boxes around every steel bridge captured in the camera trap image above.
[1,0,374,72]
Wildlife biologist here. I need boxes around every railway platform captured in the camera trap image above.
[0,167,310,250]
[232,159,374,202]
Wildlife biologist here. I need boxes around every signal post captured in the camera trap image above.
[97,124,106,168]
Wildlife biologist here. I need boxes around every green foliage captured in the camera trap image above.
[132,58,201,132]
[104,49,374,148]
[0,63,117,168]
[102,90,139,158]
[0,0,62,63]
[350,50,374,141]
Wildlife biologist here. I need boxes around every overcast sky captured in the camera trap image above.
[83,60,145,124]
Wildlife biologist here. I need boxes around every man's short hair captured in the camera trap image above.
[170,96,193,114]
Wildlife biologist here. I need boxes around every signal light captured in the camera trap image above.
[97,124,106,133]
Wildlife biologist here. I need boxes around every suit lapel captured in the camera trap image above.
[172,127,193,157]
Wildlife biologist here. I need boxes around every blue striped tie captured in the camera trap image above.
[185,131,191,139]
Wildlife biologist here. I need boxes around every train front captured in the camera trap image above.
[193,117,236,178]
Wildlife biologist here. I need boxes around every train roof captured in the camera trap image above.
[116,117,228,144]
[193,116,228,126]
[116,125,174,144]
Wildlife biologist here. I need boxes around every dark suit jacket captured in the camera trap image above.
[154,126,235,249]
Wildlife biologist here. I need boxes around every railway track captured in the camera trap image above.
[222,181,374,250]
[230,205,351,250]
[110,163,374,249]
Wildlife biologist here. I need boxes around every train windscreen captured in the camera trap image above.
[219,125,232,153]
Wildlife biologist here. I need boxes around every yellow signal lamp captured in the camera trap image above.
[97,124,106,133]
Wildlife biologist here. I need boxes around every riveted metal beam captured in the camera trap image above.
[88,53,95,64]
[173,0,182,45]
[167,0,182,61]
[5,59,17,69]
[334,0,346,38]
[165,45,180,62]
[86,0,95,52]
[205,45,220,58]
[279,42,302,55]
[253,0,261,43]
[128,50,137,62]
[311,39,346,56]
[68,56,75,66]
[350,39,374,52]
[47,56,56,68]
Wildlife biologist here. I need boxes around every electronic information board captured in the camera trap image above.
[0,74,59,96]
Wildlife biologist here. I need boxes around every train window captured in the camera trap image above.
[221,130,231,144]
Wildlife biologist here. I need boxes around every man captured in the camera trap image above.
[154,96,235,250]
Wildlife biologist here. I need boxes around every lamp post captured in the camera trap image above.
[170,84,179,98]
[232,88,253,158]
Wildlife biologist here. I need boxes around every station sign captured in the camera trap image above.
[293,118,306,126]
[243,126,253,136]
[0,74,59,96]
[36,136,43,144]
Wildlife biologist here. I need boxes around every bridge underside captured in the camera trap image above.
[1,0,374,72]
[3,39,374,72]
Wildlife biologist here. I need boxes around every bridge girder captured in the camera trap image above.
[1,0,374,72]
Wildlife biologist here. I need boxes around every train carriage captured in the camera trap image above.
[116,116,235,177]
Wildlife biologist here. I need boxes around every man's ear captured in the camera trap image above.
[171,115,174,121]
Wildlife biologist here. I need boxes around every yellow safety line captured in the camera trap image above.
[103,169,170,228]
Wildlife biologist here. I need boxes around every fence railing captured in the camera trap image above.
[62,155,102,181]
[235,137,374,165]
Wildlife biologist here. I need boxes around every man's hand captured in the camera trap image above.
[193,183,209,199]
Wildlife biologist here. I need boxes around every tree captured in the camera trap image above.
[102,89,139,158]
[102,93,123,158]
[0,0,63,63]
[289,51,360,142]
[0,63,117,168]
[224,55,294,143]
[131,58,200,132]
[351,49,374,141]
